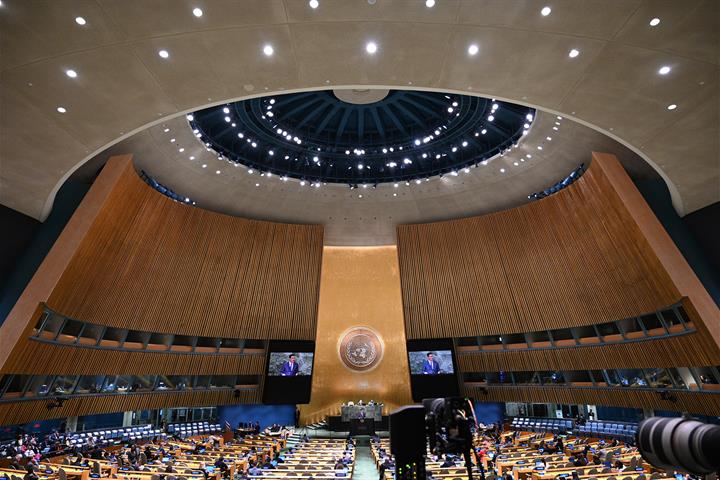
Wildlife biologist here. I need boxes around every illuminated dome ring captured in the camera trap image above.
[189,90,535,185]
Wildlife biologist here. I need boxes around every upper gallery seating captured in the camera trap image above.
[509,417,639,444]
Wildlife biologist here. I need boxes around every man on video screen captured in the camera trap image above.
[422,352,440,375]
[280,353,300,376]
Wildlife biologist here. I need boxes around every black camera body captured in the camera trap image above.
[423,397,475,455]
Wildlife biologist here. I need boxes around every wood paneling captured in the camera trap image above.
[459,332,720,372]
[300,247,413,425]
[1,340,266,376]
[43,157,323,340]
[397,157,682,339]
[0,388,260,426]
[464,384,720,417]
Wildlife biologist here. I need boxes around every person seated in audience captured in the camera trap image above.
[341,452,353,464]
[572,454,587,467]
[614,460,626,472]
[248,462,262,476]
[440,455,456,468]
[571,471,580,480]
[534,457,547,469]
[22,464,38,480]
[592,454,602,465]
[10,454,24,470]
[165,463,176,473]
[261,458,275,470]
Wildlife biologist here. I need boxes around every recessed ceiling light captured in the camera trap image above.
[540,6,551,16]
[216,170,221,174]
[309,0,319,8]
[75,16,87,25]
[179,148,185,152]
[65,69,78,78]
[192,7,203,17]
[201,164,207,168]
[263,44,274,56]
[500,168,506,173]
[425,0,435,7]
[467,44,479,56]
[658,65,671,75]
[56,106,67,113]
[164,128,170,132]
[158,49,170,59]
[546,136,552,141]
[667,104,677,110]
[255,183,260,187]
[537,145,543,150]
[366,41,378,54]
[189,156,195,160]
[568,48,580,58]
[649,17,660,27]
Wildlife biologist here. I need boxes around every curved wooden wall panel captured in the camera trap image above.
[0,389,260,425]
[464,384,720,417]
[2,340,266,376]
[458,332,720,372]
[45,158,323,340]
[397,158,680,339]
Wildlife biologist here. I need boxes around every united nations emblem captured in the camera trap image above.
[338,327,384,372]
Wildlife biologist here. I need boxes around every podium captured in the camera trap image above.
[350,418,375,436]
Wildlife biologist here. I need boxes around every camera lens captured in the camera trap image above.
[637,417,720,474]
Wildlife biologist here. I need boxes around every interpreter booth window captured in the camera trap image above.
[25,375,54,397]
[58,319,84,342]
[0,375,30,398]
[51,375,78,395]
[76,375,106,394]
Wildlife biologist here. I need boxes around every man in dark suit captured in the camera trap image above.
[422,352,440,375]
[280,354,300,376]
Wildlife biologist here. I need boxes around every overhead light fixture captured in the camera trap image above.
[467,44,479,56]
[667,104,677,110]
[568,48,580,58]
[541,6,551,16]
[189,156,195,160]
[658,65,671,75]
[263,44,274,56]
[309,0,319,8]
[365,41,378,54]
[158,49,170,59]
[65,69,78,78]
[192,7,203,17]
[500,168,506,173]
[56,106,67,113]
[216,170,221,174]
[649,17,660,27]
[75,16,87,25]
[202,164,207,168]
[425,0,435,6]
[186,114,194,121]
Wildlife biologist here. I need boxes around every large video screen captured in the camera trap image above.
[408,350,455,375]
[267,352,314,377]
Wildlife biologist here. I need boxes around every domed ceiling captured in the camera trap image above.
[189,90,534,185]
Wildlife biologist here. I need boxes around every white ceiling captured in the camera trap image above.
[1,0,718,224]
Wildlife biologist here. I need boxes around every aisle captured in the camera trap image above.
[353,445,380,480]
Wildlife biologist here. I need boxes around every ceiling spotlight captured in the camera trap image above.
[414,139,421,146]
[365,41,378,54]
[526,154,532,158]
[393,183,399,188]
[541,6,551,16]
[415,179,422,184]
[202,164,207,168]
[500,168,506,173]
[215,170,221,174]
[487,115,494,121]
[667,104,677,110]
[186,114,194,121]
[309,0,319,8]
[75,16,87,25]
[65,69,78,78]
[248,169,254,174]
[658,65,671,75]
[467,44,479,56]
[158,49,170,59]
[546,136,552,141]
[537,145,543,150]
[462,141,468,147]
[192,7,203,17]
[447,107,454,113]
[357,164,364,170]
[649,17,660,27]
[526,113,534,121]
[481,129,487,134]
[189,156,195,160]
[263,44,274,56]
[164,128,170,132]
[179,148,185,152]
[568,48,580,58]
[223,107,230,114]
[425,0,435,7]
[56,106,67,113]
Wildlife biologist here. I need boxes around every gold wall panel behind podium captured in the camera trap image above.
[301,246,413,424]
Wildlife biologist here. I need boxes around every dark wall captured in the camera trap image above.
[0,205,39,291]
[0,181,90,326]
[684,202,720,279]
[635,180,720,308]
